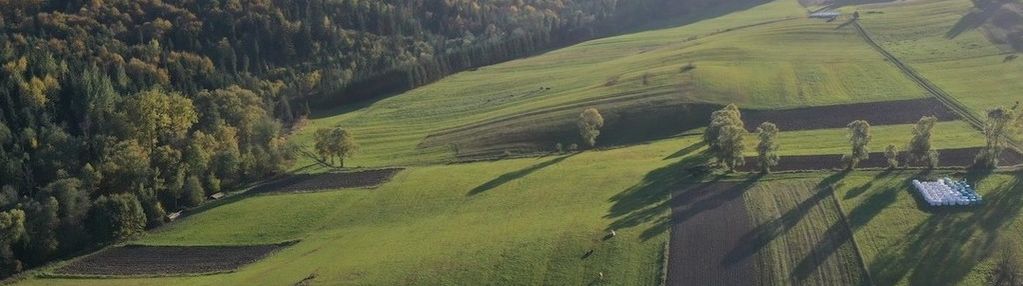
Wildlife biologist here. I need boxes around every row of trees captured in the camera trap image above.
[702,104,781,173]
[701,104,1023,173]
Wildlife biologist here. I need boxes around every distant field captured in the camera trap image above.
[856,0,1023,122]
[291,0,944,168]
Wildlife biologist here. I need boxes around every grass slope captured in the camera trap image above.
[18,137,710,286]
[855,0,1023,122]
[14,0,1022,285]
[293,0,936,168]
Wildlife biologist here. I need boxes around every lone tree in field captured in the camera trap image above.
[975,107,1014,168]
[885,144,900,169]
[844,120,872,170]
[578,108,605,148]
[907,116,939,168]
[314,127,359,167]
[756,122,780,174]
[705,104,746,171]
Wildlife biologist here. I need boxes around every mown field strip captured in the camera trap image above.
[743,179,870,286]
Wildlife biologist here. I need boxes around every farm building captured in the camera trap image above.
[912,178,982,206]
[810,11,841,19]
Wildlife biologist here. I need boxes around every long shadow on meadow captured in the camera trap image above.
[864,171,1023,285]
[946,0,1005,39]
[466,153,576,196]
[722,171,851,268]
[787,170,935,283]
[605,149,717,241]
[606,140,764,241]
[784,168,1022,285]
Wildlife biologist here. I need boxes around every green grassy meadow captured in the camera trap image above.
[744,178,869,286]
[856,0,1023,120]
[13,0,1023,285]
[290,0,943,168]
[834,171,1023,286]
[21,137,705,286]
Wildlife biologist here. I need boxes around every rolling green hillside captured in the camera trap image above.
[291,0,954,169]
[12,0,1023,285]
[855,0,1023,123]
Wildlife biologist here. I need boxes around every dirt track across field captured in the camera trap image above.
[738,147,1023,172]
[667,181,756,286]
[255,168,403,193]
[54,242,294,276]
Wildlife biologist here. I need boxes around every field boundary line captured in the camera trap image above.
[658,191,673,286]
[827,186,876,286]
[850,20,1023,153]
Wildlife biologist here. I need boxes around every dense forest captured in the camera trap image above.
[0,0,729,278]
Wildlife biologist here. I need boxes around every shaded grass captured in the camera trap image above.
[833,170,1023,285]
[741,177,870,286]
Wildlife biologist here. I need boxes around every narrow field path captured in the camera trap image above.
[850,20,1022,152]
[850,20,984,128]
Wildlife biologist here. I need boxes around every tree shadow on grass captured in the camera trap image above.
[787,169,936,283]
[794,171,1023,286]
[722,171,852,267]
[946,0,1006,39]
[868,173,1023,285]
[843,169,895,200]
[466,153,576,196]
[663,141,706,160]
[605,150,766,241]
[605,152,716,241]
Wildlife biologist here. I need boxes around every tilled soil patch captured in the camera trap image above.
[256,168,403,193]
[667,181,756,286]
[54,242,294,276]
[738,147,1023,172]
[742,98,956,131]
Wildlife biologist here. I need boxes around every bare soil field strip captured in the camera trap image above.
[667,181,755,286]
[256,168,403,193]
[742,98,955,132]
[53,242,295,276]
[738,147,1023,172]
